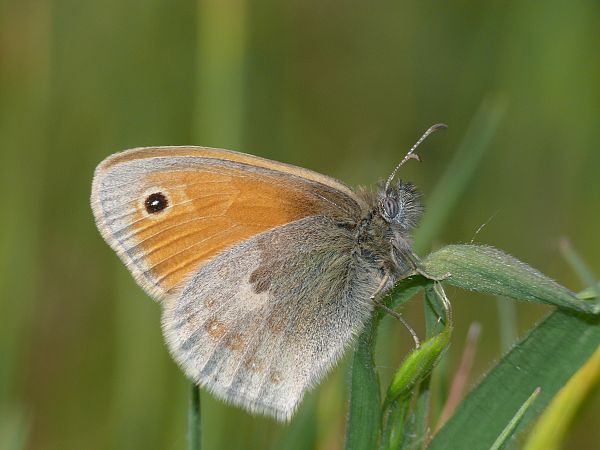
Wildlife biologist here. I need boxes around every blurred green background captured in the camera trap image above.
[1,0,599,449]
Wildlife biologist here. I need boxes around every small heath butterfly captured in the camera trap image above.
[91,124,446,421]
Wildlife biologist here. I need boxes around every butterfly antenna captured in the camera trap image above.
[385,123,448,191]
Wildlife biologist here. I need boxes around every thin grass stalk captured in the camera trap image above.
[188,384,201,450]
[489,387,541,450]
[496,297,518,353]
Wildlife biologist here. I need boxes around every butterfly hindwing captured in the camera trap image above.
[162,216,383,421]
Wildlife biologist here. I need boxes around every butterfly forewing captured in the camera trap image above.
[91,147,364,299]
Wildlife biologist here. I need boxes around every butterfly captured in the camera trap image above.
[90,124,446,421]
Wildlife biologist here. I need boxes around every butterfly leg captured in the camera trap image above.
[371,273,421,348]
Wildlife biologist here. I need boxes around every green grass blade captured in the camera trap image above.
[489,387,540,450]
[428,309,600,450]
[188,384,201,450]
[345,317,381,450]
[413,96,506,254]
[423,244,600,313]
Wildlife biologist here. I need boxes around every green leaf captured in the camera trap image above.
[423,244,600,314]
[428,309,600,450]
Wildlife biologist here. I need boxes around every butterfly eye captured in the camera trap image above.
[382,197,399,219]
[145,192,169,214]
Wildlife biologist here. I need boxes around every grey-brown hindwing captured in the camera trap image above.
[161,215,383,421]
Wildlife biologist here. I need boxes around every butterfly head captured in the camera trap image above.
[378,181,422,232]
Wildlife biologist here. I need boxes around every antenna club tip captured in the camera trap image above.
[431,123,448,130]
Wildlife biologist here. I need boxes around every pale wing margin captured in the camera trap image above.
[162,215,384,421]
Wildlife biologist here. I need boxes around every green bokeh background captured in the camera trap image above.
[1,1,599,449]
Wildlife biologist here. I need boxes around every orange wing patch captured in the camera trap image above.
[131,168,330,292]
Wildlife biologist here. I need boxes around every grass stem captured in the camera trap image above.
[188,384,201,450]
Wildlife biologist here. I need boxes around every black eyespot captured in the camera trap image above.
[145,192,168,214]
[382,197,399,219]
